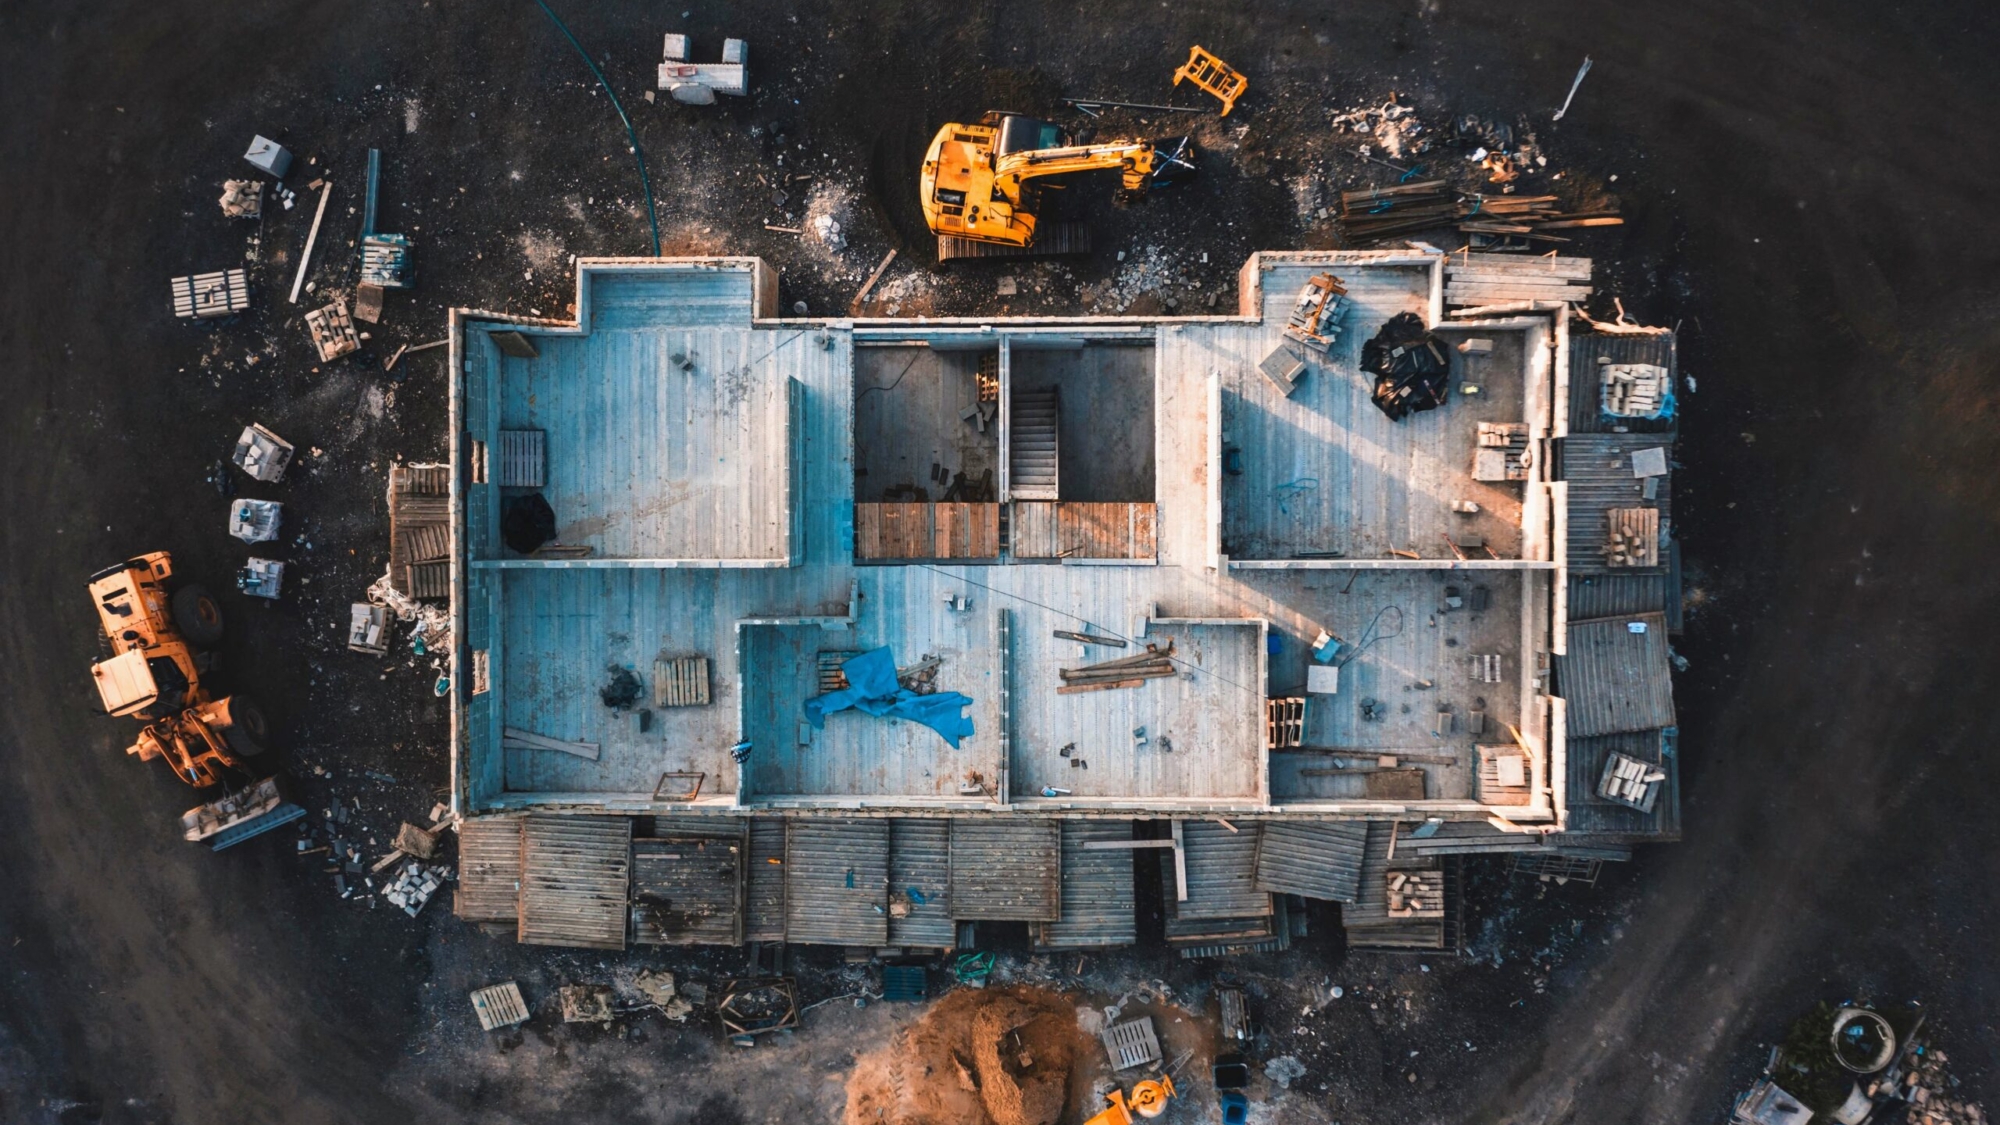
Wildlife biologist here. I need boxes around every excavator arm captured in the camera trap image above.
[993,141,1166,198]
[921,113,1195,251]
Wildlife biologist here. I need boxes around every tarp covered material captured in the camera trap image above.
[803,647,975,748]
[1362,311,1451,421]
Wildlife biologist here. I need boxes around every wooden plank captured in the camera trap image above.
[1012,501,1060,558]
[855,503,996,560]
[502,727,602,760]
[1171,819,1187,903]
[1445,272,1596,287]
[848,248,897,315]
[1054,630,1126,647]
[1057,677,1146,695]
[1057,502,1157,560]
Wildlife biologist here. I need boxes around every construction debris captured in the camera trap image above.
[716,977,800,1039]
[560,984,616,1026]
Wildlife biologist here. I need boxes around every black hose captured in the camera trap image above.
[532,0,662,256]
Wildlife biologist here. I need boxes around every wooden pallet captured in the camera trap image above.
[653,656,711,707]
[305,299,360,361]
[1265,697,1305,749]
[496,429,546,488]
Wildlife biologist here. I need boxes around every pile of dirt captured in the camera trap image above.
[843,985,1091,1125]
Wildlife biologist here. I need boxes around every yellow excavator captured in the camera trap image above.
[921,111,1194,261]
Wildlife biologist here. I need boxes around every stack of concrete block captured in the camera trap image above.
[384,862,448,917]
[1601,360,1669,417]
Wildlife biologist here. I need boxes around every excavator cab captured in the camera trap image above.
[991,113,1069,156]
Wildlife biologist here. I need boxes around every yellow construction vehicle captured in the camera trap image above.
[89,555,263,777]
[1083,1075,1176,1124]
[921,111,1194,261]
[88,552,300,847]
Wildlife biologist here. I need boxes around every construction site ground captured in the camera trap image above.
[3,1,1998,1123]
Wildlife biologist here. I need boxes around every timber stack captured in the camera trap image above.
[1056,642,1178,695]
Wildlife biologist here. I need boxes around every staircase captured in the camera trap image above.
[1009,387,1060,500]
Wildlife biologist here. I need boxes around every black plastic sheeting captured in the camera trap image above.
[1361,312,1452,420]
[502,492,556,554]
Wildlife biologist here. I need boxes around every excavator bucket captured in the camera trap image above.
[1172,46,1247,115]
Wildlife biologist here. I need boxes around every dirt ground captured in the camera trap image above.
[4,1,2000,1123]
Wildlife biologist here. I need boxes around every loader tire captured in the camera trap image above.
[172,584,225,648]
[222,696,268,757]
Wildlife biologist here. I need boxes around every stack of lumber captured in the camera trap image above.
[1458,194,1623,240]
[1336,185,1622,246]
[1596,751,1666,811]
[1445,253,1592,308]
[1337,180,1457,242]
[1601,361,1669,417]
[1604,508,1660,568]
[388,463,450,599]
[1057,642,1177,695]
[1386,870,1445,918]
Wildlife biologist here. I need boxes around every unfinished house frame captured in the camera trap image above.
[445,252,1680,953]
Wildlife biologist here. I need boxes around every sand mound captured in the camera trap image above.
[843,985,1089,1125]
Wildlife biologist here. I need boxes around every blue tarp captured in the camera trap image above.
[802,647,975,748]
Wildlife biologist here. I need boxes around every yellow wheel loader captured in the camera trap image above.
[920,111,1194,261]
[87,552,302,847]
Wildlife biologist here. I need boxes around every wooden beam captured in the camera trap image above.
[1054,629,1126,648]
[1081,839,1178,850]
[289,181,333,304]
[848,248,897,315]
[1056,677,1145,695]
[1171,819,1187,903]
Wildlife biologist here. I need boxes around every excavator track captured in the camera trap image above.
[936,221,1091,262]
